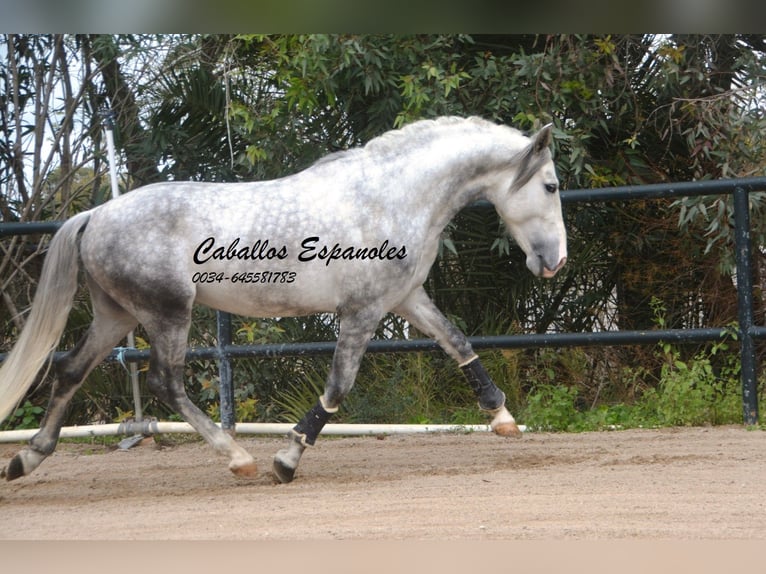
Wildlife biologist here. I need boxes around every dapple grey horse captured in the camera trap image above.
[0,116,566,483]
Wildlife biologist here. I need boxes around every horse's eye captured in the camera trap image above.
[544,183,558,194]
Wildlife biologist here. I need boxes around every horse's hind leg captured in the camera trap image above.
[394,286,521,437]
[2,282,138,480]
[273,308,381,484]
[142,318,257,479]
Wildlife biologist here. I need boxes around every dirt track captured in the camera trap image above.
[1,426,764,540]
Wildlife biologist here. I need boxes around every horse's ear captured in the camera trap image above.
[532,123,554,154]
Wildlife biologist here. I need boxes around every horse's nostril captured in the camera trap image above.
[541,256,567,278]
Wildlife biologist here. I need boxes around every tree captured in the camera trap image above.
[1,35,105,333]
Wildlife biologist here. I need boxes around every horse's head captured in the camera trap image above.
[488,124,567,278]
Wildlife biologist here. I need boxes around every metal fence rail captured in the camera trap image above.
[2,177,765,426]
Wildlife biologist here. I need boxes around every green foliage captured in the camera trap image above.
[524,385,584,432]
[273,363,327,423]
[206,397,259,423]
[184,313,339,424]
[650,338,742,427]
[519,303,749,432]
[1,400,44,430]
[520,345,746,432]
[346,352,463,425]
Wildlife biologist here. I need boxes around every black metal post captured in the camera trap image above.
[733,187,759,425]
[216,311,236,432]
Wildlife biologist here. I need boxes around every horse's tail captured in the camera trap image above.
[0,210,92,424]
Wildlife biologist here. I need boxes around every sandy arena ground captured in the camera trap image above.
[1,426,764,540]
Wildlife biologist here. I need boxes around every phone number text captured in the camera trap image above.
[192,271,297,284]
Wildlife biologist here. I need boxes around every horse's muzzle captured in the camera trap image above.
[541,256,567,278]
[526,236,567,278]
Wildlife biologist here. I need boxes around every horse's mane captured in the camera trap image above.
[364,116,513,156]
[312,116,521,168]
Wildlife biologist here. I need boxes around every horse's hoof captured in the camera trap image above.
[230,460,259,479]
[272,456,296,484]
[492,421,523,438]
[2,455,27,481]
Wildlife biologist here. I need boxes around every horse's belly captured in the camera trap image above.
[191,255,418,318]
[193,278,336,318]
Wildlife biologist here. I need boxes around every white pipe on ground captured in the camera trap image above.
[0,422,526,443]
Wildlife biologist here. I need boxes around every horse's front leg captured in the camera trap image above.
[273,308,381,484]
[394,286,522,437]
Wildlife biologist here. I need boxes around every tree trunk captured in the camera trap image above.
[87,34,161,188]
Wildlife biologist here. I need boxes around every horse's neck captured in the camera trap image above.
[403,135,514,231]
